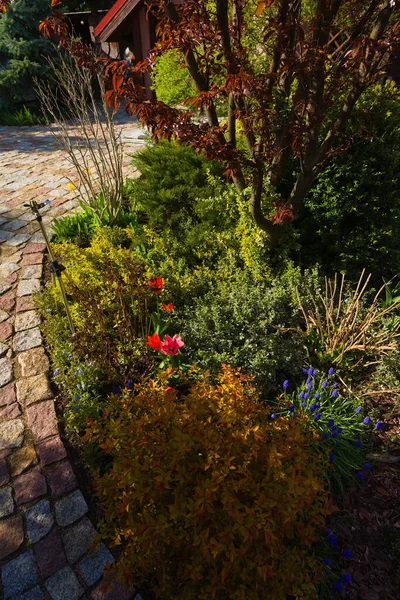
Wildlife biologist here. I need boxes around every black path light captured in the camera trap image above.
[24,199,75,335]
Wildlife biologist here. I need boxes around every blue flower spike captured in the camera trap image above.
[342,549,352,559]
[355,406,361,414]
[333,582,343,592]
[342,573,352,585]
[332,390,339,398]
[322,380,328,389]
[355,440,362,448]
[375,420,383,430]
[329,451,335,463]
[363,416,370,425]
[283,380,289,391]
[328,367,335,376]
[271,413,276,419]
[356,471,363,480]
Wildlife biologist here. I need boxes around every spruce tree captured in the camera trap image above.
[0,0,54,109]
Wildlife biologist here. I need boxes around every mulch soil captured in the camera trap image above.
[332,392,400,600]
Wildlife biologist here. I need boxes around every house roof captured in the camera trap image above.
[94,0,142,41]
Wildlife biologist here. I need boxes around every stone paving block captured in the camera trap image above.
[0,457,9,485]
[36,435,66,466]
[15,310,41,332]
[45,566,84,600]
[9,441,38,476]
[26,400,58,443]
[0,514,24,560]
[0,485,14,518]
[26,499,54,543]
[6,250,23,263]
[0,418,24,450]
[16,296,36,312]
[17,278,41,297]
[34,528,67,578]
[1,219,26,232]
[0,292,15,312]
[20,264,43,280]
[0,262,20,278]
[14,466,47,505]
[0,283,12,296]
[17,347,49,378]
[0,308,9,323]
[24,243,46,254]
[16,374,52,406]
[0,321,13,342]
[0,230,13,243]
[4,233,31,246]
[0,356,13,387]
[21,253,43,266]
[0,341,9,357]
[62,516,97,564]
[0,402,21,419]
[19,211,38,222]
[17,586,46,600]
[78,544,114,587]
[55,490,88,527]
[1,549,38,599]
[47,461,77,497]
[91,578,134,600]
[14,327,42,352]
[6,271,18,284]
[0,382,15,407]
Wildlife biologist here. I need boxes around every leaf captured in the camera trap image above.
[256,0,275,17]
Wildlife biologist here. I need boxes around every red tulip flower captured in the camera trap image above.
[161,303,174,312]
[160,334,184,356]
[148,277,163,294]
[147,332,161,350]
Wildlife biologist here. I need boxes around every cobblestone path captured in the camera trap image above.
[0,119,145,600]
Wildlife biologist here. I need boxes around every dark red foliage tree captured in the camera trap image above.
[42,0,400,246]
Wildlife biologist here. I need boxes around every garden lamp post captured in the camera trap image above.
[24,199,75,335]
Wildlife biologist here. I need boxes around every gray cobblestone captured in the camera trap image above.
[1,549,38,598]
[26,499,54,543]
[78,543,114,586]
[55,490,88,526]
[0,486,14,518]
[45,566,84,600]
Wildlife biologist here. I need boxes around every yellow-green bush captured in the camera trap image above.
[85,366,334,599]
[39,228,153,385]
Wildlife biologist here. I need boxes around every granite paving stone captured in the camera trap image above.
[17,278,41,297]
[26,499,54,543]
[55,490,88,526]
[16,586,46,600]
[0,262,20,277]
[45,566,84,600]
[47,461,77,497]
[16,374,53,406]
[0,308,9,323]
[14,466,47,505]
[0,418,25,450]
[15,310,41,331]
[4,233,31,246]
[24,243,46,254]
[0,230,13,243]
[0,402,21,419]
[0,292,15,312]
[16,296,36,312]
[1,218,26,231]
[20,264,43,280]
[0,321,13,342]
[36,435,66,466]
[21,253,44,266]
[26,400,58,442]
[0,485,14,518]
[0,284,12,296]
[0,382,15,407]
[0,514,24,560]
[14,327,42,352]
[78,543,115,586]
[17,347,50,377]
[9,442,38,476]
[0,356,13,387]
[34,528,67,578]
[1,549,38,599]
[62,516,97,563]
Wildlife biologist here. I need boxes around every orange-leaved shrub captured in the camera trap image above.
[84,365,335,600]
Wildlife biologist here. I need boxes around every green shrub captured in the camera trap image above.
[36,228,153,430]
[151,49,196,106]
[173,266,314,395]
[84,365,333,599]
[128,139,223,230]
[294,83,400,281]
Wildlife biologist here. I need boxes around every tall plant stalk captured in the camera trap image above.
[35,45,124,226]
